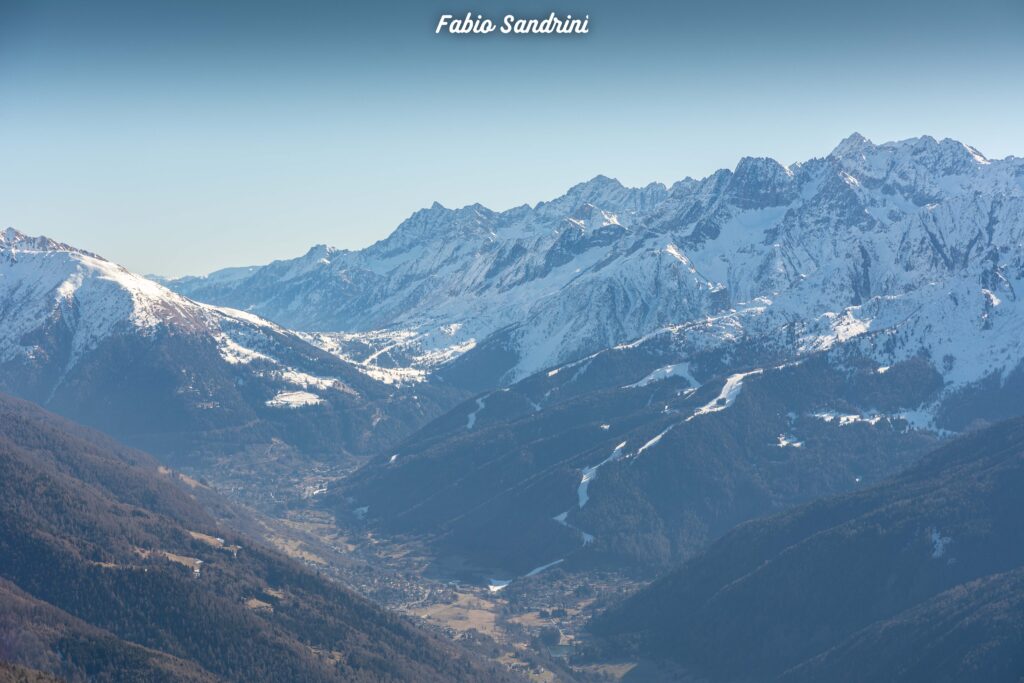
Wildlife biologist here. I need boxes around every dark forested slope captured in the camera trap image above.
[0,394,515,682]
[590,417,1024,682]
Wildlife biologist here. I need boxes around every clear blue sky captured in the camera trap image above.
[2,0,1022,275]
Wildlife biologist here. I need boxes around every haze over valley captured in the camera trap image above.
[3,133,1024,680]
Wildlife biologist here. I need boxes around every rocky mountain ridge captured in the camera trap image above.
[0,227,460,462]
[166,134,1024,398]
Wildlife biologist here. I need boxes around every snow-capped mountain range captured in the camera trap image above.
[5,133,1024,577]
[1,227,276,370]
[0,227,453,459]
[161,132,1024,576]
[168,134,1024,407]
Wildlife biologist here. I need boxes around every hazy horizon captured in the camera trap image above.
[2,0,1022,276]
[8,130,1016,279]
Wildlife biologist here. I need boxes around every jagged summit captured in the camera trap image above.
[302,243,339,261]
[1,226,26,242]
[829,131,874,158]
[829,133,996,177]
[1,226,98,257]
[565,174,624,195]
[0,230,235,345]
[164,134,1024,388]
[9,135,1024,589]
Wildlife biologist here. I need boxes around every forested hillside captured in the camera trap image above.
[0,394,517,682]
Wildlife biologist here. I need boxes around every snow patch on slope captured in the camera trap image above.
[265,391,323,408]
[578,441,628,509]
[626,362,699,389]
[688,369,763,421]
[466,396,487,430]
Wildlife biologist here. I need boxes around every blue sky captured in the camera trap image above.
[1,0,1022,275]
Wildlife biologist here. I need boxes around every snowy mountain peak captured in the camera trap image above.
[1,227,96,257]
[1,226,28,244]
[829,131,874,159]
[728,156,796,208]
[165,134,1024,388]
[830,133,998,181]
[0,229,213,365]
[0,228,442,451]
[734,156,792,175]
[557,175,668,211]
[0,229,320,379]
[301,243,341,263]
[565,174,624,196]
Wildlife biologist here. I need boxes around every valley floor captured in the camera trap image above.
[183,453,649,683]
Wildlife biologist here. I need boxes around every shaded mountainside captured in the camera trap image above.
[0,578,215,683]
[0,394,517,683]
[334,201,1024,578]
[160,136,1024,573]
[588,417,1024,682]
[781,568,1024,683]
[0,660,63,683]
[338,352,939,576]
[0,229,462,464]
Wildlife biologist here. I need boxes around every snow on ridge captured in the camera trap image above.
[303,326,475,384]
[354,365,426,385]
[207,304,286,332]
[265,391,323,408]
[930,528,952,559]
[547,422,680,561]
[687,369,763,421]
[276,369,357,395]
[524,558,564,577]
[636,425,675,454]
[547,351,599,378]
[0,240,200,365]
[625,362,699,389]
[578,441,628,509]
[215,333,273,365]
[664,243,693,267]
[802,309,874,353]
[0,231,407,412]
[162,134,1024,388]
[2,230,296,355]
[812,411,885,427]
[962,143,990,165]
